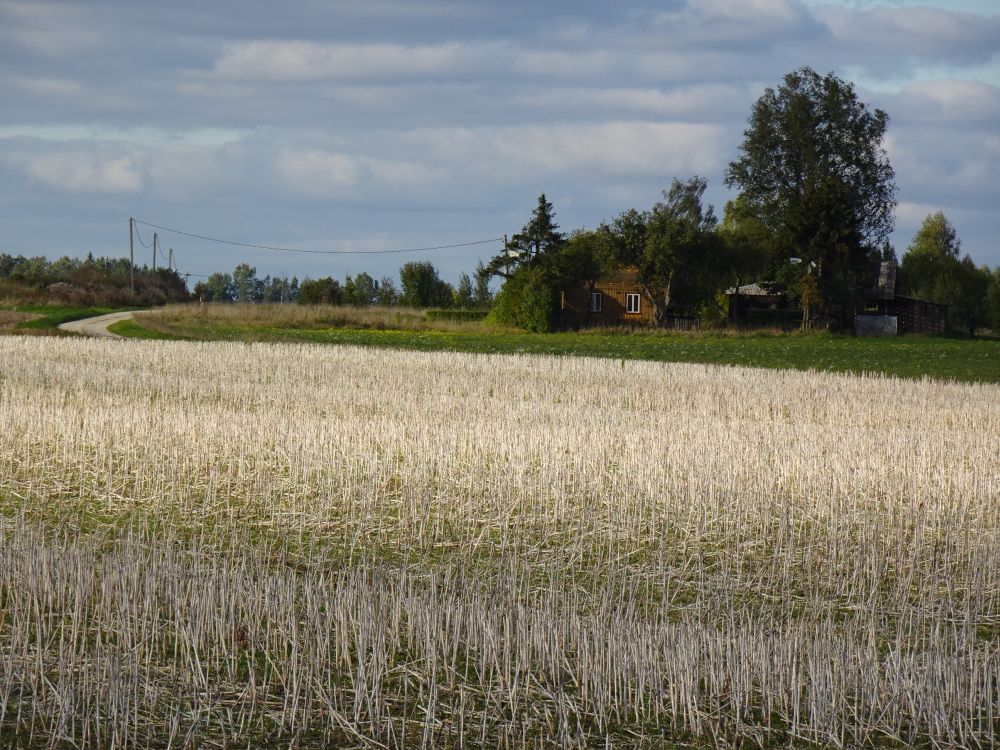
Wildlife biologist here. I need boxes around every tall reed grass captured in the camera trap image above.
[0,337,997,748]
[146,302,511,334]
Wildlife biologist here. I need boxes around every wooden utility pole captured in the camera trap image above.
[152,233,157,272]
[503,234,510,278]
[129,217,134,294]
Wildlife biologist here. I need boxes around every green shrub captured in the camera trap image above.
[426,309,489,322]
[485,267,557,332]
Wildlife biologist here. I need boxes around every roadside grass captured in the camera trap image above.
[106,317,186,340]
[126,306,1000,384]
[0,304,139,332]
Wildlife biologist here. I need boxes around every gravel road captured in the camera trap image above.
[58,311,136,338]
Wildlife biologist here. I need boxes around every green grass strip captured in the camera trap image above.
[118,316,1000,384]
[106,318,187,340]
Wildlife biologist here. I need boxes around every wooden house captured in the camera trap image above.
[559,269,655,328]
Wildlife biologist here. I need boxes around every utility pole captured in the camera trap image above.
[503,234,510,278]
[152,233,157,272]
[168,248,174,272]
[129,217,134,295]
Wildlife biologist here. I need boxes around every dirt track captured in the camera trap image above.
[58,311,136,338]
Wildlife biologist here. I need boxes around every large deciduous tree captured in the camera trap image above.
[725,66,897,323]
[194,272,234,303]
[607,177,721,325]
[399,261,453,308]
[232,264,264,304]
[344,272,377,306]
[297,277,342,305]
[374,276,399,306]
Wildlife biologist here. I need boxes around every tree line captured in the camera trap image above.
[192,260,493,309]
[483,66,1000,335]
[0,252,188,306]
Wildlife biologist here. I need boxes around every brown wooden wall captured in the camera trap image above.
[559,279,655,328]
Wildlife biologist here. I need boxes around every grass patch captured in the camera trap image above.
[106,318,185,340]
[123,309,1000,384]
[0,304,139,332]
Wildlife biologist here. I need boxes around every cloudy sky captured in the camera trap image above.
[1,0,998,284]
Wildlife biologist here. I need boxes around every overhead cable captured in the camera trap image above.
[132,222,152,248]
[133,219,502,256]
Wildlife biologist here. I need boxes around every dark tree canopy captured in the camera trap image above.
[297,277,342,305]
[344,272,377,306]
[606,176,722,324]
[399,261,453,308]
[512,193,564,262]
[725,67,897,317]
[485,193,565,279]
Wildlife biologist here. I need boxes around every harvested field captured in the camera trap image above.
[0,336,998,748]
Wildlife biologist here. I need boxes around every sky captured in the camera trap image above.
[1,0,998,284]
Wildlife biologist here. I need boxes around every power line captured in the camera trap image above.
[132,222,152,248]
[133,218,502,256]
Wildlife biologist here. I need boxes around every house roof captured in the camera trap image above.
[598,268,641,284]
[725,282,777,296]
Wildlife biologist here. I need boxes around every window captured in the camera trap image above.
[626,293,641,314]
[589,292,602,312]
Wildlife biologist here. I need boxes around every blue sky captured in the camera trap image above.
[1,0,998,283]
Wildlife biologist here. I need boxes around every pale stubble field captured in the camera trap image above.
[0,337,998,748]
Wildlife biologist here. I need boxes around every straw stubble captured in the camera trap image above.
[0,337,997,748]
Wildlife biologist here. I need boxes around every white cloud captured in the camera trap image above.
[10,150,142,193]
[213,40,477,81]
[8,76,85,97]
[511,83,756,120]
[404,122,726,180]
[897,200,945,226]
[273,148,447,198]
[274,149,364,194]
[654,0,820,44]
[366,158,443,188]
[0,1,106,57]
[817,5,1000,64]
[507,49,618,79]
[144,142,249,198]
[891,79,1000,125]
[498,122,724,177]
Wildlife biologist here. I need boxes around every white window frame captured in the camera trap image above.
[626,293,641,314]
[589,292,602,313]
